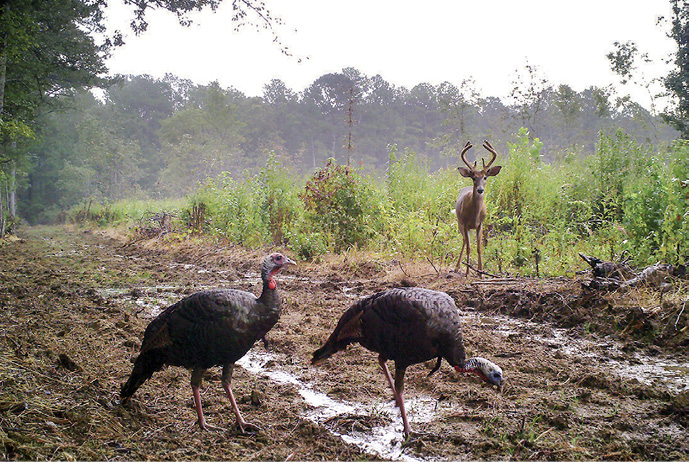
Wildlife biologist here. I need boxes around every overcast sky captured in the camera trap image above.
[104,1,676,109]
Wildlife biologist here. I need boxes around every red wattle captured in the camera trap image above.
[268,279,276,290]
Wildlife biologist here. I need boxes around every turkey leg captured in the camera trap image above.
[394,367,411,439]
[378,357,411,439]
[222,364,260,433]
[378,356,400,406]
[191,368,222,431]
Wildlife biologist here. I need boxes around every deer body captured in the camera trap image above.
[455,185,487,231]
[454,141,501,276]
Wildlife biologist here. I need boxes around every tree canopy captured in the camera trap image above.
[663,0,689,138]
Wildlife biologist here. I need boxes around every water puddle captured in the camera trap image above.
[100,276,687,459]
[463,310,689,393]
[94,286,184,318]
[238,350,433,462]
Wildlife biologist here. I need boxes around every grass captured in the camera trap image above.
[65,131,689,278]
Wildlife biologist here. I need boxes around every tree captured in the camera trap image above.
[302,73,354,163]
[105,75,180,189]
[0,0,110,234]
[435,79,482,163]
[157,81,246,194]
[508,62,552,140]
[663,0,689,138]
[0,0,282,233]
[119,0,290,55]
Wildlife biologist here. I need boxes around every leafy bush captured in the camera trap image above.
[301,159,383,252]
[259,154,304,245]
[86,129,688,275]
[623,140,689,264]
[189,174,268,247]
[385,146,459,266]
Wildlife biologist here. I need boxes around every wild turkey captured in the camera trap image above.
[312,286,503,439]
[121,253,296,432]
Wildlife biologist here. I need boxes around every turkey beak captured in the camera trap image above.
[284,257,297,267]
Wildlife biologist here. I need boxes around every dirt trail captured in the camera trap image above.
[0,226,687,460]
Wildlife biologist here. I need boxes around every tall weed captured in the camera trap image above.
[84,129,687,275]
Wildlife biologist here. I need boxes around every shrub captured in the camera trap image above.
[301,159,382,251]
[385,146,459,266]
[623,140,689,264]
[259,153,304,245]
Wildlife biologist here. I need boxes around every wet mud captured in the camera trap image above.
[0,226,688,460]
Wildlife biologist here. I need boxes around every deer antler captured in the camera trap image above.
[460,141,474,170]
[481,140,498,170]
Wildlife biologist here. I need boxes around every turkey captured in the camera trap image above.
[312,287,503,439]
[121,253,296,432]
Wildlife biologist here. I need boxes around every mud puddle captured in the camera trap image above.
[103,281,687,396]
[100,280,687,460]
[238,350,435,462]
[465,310,689,393]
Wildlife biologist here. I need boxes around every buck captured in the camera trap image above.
[454,140,502,276]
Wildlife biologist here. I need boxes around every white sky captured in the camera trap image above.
[104,0,676,109]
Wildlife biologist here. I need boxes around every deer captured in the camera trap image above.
[454,140,502,277]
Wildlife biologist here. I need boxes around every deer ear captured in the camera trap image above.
[458,167,473,178]
[486,165,502,177]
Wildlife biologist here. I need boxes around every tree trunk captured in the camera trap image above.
[0,3,7,114]
[1,4,7,237]
[0,184,5,238]
[9,159,15,225]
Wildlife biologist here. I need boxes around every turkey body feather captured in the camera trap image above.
[312,286,502,439]
[313,287,466,369]
[140,289,277,370]
[120,253,295,432]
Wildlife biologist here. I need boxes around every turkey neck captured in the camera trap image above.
[254,271,282,332]
[258,277,281,309]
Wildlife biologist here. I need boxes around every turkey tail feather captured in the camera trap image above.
[312,308,364,365]
[311,342,336,365]
[311,328,358,365]
[120,353,163,400]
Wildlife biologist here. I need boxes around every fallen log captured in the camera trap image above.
[580,253,682,292]
[579,253,634,280]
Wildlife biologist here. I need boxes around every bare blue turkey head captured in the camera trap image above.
[456,357,504,392]
[261,253,296,289]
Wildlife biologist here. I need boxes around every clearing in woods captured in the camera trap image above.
[0,226,687,460]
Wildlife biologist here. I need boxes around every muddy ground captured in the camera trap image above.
[0,225,688,461]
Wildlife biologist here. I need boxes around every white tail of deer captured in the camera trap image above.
[454,140,502,276]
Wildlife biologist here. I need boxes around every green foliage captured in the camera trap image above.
[189,174,268,247]
[259,153,304,245]
[62,129,689,275]
[301,159,383,252]
[623,140,689,263]
[591,129,649,222]
[384,145,458,265]
[662,0,689,138]
[67,201,124,226]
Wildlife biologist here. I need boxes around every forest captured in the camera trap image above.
[1,66,682,277]
[13,69,680,224]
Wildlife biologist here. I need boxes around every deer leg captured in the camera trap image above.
[476,224,483,278]
[464,228,471,276]
[455,235,466,272]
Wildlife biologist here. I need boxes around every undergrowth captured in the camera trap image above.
[67,130,689,277]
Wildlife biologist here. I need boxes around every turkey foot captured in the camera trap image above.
[401,430,431,448]
[197,420,224,432]
[236,419,262,433]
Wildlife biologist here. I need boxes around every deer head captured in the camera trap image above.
[457,141,502,196]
